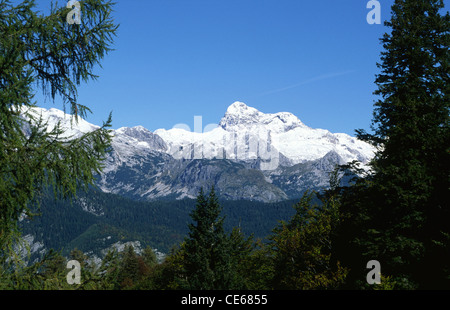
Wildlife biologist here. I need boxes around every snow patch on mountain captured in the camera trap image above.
[22,101,376,202]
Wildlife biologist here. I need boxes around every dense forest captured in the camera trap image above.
[19,187,299,256]
[2,186,348,290]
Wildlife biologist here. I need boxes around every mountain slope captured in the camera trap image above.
[24,102,375,202]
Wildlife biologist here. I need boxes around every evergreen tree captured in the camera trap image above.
[117,245,140,289]
[0,0,118,263]
[241,239,274,290]
[340,0,449,289]
[183,187,234,289]
[270,190,348,290]
[226,227,255,289]
[142,246,158,268]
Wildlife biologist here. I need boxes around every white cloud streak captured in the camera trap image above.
[257,70,356,97]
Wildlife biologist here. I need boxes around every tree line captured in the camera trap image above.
[0,185,360,290]
[18,186,298,256]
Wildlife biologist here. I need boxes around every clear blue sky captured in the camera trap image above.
[31,0,415,135]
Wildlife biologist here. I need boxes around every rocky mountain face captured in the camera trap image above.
[25,102,375,202]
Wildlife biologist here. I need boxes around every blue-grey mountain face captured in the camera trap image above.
[25,102,375,202]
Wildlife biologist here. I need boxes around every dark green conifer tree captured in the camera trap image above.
[142,246,158,268]
[339,0,449,289]
[0,0,118,263]
[183,187,234,289]
[117,245,140,289]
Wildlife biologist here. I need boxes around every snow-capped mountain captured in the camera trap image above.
[219,101,307,132]
[24,102,376,202]
[21,106,99,138]
[155,101,374,168]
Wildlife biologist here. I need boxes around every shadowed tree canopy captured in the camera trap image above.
[339,0,449,289]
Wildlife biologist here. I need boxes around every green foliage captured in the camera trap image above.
[153,189,268,290]
[226,227,257,289]
[339,0,450,289]
[0,250,70,290]
[19,187,297,259]
[269,190,348,290]
[154,186,349,290]
[0,0,118,264]
[0,243,165,290]
[115,245,141,289]
[239,240,274,290]
[142,246,158,268]
[373,274,396,290]
[182,187,232,289]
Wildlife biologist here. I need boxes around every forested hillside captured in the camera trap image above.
[20,188,298,258]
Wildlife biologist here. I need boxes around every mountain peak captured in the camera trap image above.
[225,101,260,116]
[219,101,306,133]
[115,126,167,151]
[117,125,150,135]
